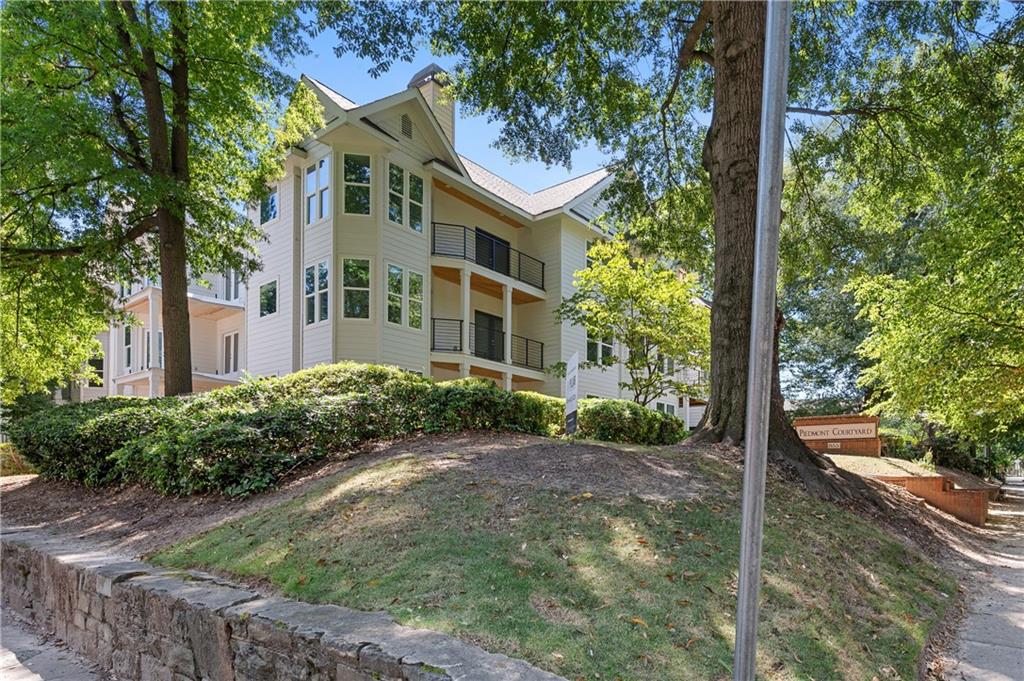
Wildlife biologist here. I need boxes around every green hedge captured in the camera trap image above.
[9,362,685,496]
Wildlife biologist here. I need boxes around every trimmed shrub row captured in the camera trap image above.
[9,362,685,496]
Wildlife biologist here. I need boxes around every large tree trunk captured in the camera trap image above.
[158,208,193,396]
[690,1,879,505]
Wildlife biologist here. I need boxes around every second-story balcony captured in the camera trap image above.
[432,222,545,290]
[431,318,545,372]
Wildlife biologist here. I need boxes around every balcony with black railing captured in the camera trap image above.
[431,222,546,290]
[430,318,545,372]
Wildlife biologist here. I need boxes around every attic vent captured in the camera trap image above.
[401,113,413,139]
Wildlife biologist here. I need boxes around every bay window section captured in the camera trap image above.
[342,258,370,319]
[388,163,404,224]
[408,271,423,329]
[343,154,371,215]
[387,164,424,233]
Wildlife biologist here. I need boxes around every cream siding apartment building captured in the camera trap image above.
[73,65,704,425]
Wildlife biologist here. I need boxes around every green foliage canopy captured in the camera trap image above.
[556,238,710,406]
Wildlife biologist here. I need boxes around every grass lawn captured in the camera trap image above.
[152,442,954,680]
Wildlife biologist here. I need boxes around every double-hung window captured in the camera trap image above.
[342,258,370,319]
[656,402,676,416]
[224,268,241,301]
[386,265,424,329]
[343,154,371,215]
[87,356,104,387]
[260,186,278,224]
[586,333,613,364]
[387,163,424,232]
[305,261,329,325]
[305,156,331,224]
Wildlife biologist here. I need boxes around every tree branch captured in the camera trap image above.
[661,2,713,114]
[2,215,158,260]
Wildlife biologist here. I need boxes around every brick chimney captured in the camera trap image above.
[408,63,454,145]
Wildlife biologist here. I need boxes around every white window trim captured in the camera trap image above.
[341,256,373,322]
[385,162,425,235]
[257,278,280,319]
[260,184,280,225]
[304,260,330,326]
[123,326,132,370]
[342,153,372,217]
[304,155,331,226]
[586,332,613,363]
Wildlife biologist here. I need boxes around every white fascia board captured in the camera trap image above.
[427,160,537,223]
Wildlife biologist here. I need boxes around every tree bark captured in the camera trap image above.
[689,1,880,505]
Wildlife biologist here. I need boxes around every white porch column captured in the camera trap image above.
[147,288,158,397]
[460,362,469,378]
[460,269,471,356]
[503,372,512,392]
[502,283,512,364]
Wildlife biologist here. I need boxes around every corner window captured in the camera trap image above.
[305,261,329,325]
[586,333,613,363]
[260,186,278,224]
[343,154,371,215]
[387,163,424,233]
[259,281,278,317]
[305,156,331,224]
[342,258,370,319]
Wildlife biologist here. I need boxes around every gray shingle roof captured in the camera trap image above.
[304,76,357,111]
[458,155,610,216]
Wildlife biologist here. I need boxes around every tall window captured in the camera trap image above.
[305,156,330,224]
[145,330,152,369]
[387,163,424,232]
[343,154,371,215]
[157,331,164,368]
[387,264,404,324]
[305,261,329,325]
[342,258,370,319]
[223,331,239,374]
[123,326,132,369]
[586,333,613,363]
[259,281,278,317]
[260,186,278,224]
[408,271,423,330]
[224,268,241,301]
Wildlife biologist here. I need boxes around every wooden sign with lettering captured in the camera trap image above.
[792,414,881,457]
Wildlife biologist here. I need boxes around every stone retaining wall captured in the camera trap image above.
[1,530,563,681]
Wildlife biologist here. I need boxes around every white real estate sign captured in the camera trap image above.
[565,352,579,435]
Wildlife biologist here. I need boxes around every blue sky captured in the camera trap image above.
[287,36,607,193]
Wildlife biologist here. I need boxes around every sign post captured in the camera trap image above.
[565,352,579,435]
[733,2,793,680]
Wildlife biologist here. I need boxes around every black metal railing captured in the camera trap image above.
[431,318,544,372]
[511,334,544,371]
[431,318,463,352]
[432,222,546,290]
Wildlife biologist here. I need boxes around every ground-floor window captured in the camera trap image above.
[342,258,371,319]
[656,402,676,416]
[223,331,239,374]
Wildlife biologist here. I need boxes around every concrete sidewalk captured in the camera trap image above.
[949,480,1024,680]
[0,611,107,681]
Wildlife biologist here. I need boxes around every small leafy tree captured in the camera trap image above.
[556,238,710,407]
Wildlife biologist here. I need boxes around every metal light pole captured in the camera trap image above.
[733,2,793,680]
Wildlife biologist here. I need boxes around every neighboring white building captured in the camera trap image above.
[64,64,706,422]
